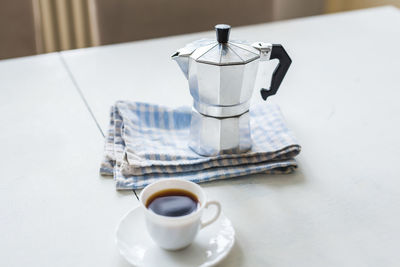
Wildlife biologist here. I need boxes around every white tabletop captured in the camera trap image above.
[1,6,400,267]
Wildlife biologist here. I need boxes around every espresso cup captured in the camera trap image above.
[139,178,221,250]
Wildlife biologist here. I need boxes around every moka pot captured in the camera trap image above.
[172,24,291,156]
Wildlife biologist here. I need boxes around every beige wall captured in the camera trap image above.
[326,0,400,12]
[96,0,274,45]
[273,0,325,20]
[0,0,327,59]
[97,0,327,46]
[0,0,36,59]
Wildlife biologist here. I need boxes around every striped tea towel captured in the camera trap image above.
[100,101,301,190]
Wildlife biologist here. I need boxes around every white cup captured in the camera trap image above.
[139,178,221,250]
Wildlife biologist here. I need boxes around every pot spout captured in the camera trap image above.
[172,52,189,80]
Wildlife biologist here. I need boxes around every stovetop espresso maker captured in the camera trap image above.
[172,24,291,156]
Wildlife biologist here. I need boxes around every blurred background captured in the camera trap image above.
[0,0,399,60]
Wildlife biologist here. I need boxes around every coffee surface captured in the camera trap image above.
[146,189,199,217]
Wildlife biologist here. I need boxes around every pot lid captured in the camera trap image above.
[191,24,260,66]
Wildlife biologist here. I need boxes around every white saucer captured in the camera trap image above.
[116,207,235,267]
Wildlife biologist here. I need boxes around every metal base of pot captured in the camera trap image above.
[189,108,252,156]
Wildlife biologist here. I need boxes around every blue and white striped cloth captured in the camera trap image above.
[100,101,301,190]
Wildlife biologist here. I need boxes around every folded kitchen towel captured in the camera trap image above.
[100,101,301,190]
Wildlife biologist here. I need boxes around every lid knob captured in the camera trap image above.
[215,24,231,43]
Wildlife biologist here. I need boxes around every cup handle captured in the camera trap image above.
[200,201,221,229]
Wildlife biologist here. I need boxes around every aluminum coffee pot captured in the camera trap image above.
[172,24,291,156]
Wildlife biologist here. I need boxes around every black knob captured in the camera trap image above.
[215,24,231,43]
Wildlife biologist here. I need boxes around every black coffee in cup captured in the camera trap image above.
[146,189,199,217]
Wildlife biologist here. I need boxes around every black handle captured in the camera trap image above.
[260,44,292,101]
[215,24,231,43]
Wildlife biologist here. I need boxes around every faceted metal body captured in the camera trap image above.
[172,35,274,156]
[189,109,251,156]
[188,58,259,117]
